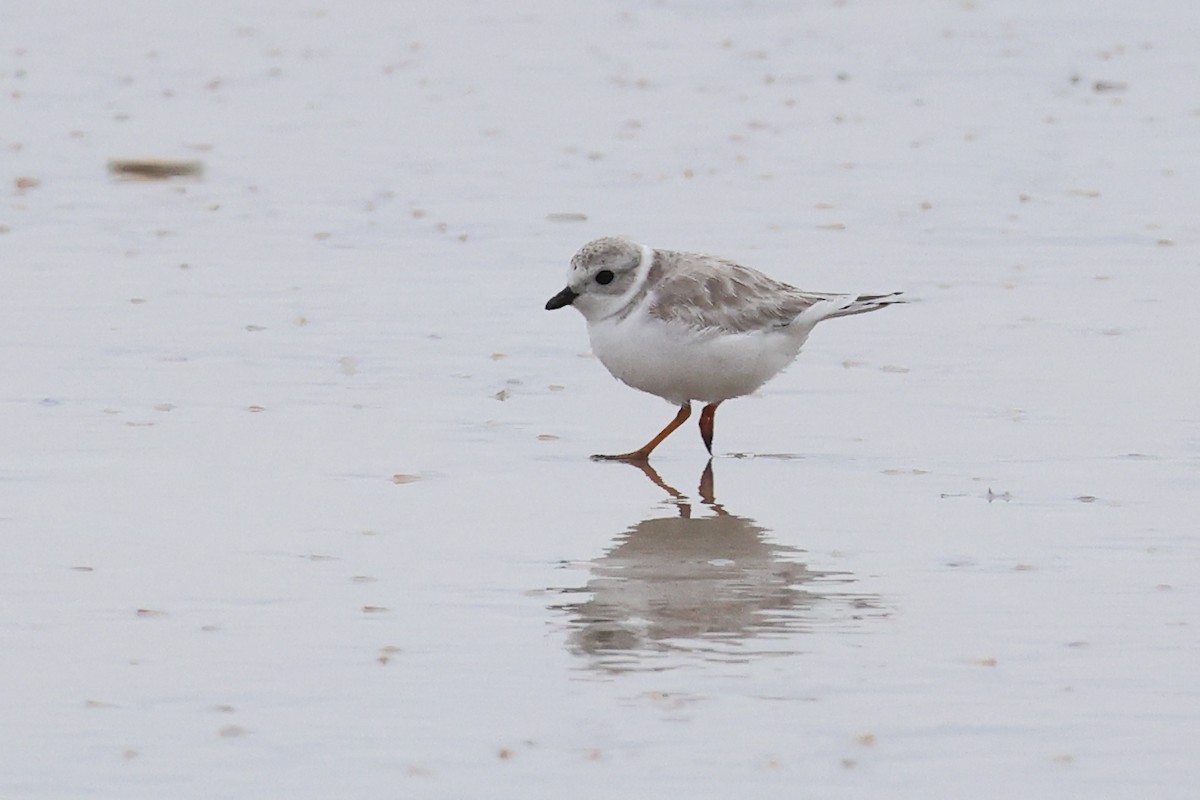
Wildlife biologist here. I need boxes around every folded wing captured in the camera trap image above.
[647,253,901,334]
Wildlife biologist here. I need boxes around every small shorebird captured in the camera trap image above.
[546,237,903,461]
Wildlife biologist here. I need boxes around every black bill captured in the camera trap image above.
[545,287,579,310]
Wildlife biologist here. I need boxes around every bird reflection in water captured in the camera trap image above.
[552,460,884,673]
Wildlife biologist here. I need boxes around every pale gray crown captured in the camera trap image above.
[568,237,644,301]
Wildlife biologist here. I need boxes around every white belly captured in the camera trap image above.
[587,315,811,405]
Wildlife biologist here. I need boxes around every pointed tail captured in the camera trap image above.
[824,292,905,320]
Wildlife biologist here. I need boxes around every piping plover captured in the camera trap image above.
[546,237,903,461]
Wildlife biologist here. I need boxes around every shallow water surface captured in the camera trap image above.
[551,463,884,674]
[2,1,1198,798]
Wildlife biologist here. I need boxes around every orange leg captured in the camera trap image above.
[592,403,692,462]
[699,402,721,455]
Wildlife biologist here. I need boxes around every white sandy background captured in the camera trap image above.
[2,1,1198,797]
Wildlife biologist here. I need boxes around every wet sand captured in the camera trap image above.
[2,1,1197,797]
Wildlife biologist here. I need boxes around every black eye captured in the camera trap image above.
[595,269,615,285]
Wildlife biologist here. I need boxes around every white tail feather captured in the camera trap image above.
[824,292,905,320]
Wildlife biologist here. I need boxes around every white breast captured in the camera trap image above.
[587,313,812,405]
